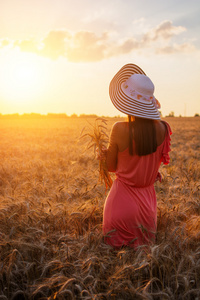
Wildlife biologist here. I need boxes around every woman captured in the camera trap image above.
[103,63,172,249]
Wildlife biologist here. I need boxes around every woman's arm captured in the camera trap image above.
[106,123,119,172]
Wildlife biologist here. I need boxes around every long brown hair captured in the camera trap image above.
[128,116,157,156]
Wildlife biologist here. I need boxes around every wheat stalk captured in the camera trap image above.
[81,118,113,190]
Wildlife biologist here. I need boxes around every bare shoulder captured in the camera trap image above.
[110,121,129,151]
[111,121,128,138]
[155,120,166,145]
[112,121,128,132]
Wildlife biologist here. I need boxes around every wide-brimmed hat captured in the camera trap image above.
[109,63,161,120]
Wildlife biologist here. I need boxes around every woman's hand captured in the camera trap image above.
[96,146,108,161]
[155,171,162,182]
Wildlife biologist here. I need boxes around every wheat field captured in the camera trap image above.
[0,116,199,300]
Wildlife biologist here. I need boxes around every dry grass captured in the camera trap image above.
[0,116,199,300]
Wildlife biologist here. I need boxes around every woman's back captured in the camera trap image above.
[116,136,167,187]
[103,120,171,248]
[113,120,166,152]
[106,120,167,172]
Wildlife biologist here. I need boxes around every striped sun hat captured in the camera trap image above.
[109,63,161,120]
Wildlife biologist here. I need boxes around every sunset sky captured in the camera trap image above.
[0,0,200,117]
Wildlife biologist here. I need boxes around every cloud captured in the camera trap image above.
[0,39,10,47]
[142,20,186,43]
[41,30,71,59]
[107,38,140,57]
[156,43,196,54]
[14,39,38,53]
[66,31,108,62]
[154,20,186,39]
[0,21,196,62]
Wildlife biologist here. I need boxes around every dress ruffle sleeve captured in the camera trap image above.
[161,121,172,165]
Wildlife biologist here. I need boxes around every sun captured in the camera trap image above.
[12,61,38,87]
[7,58,39,98]
[1,50,46,112]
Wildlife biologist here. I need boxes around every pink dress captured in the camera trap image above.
[103,121,172,249]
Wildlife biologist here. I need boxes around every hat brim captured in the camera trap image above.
[109,63,160,120]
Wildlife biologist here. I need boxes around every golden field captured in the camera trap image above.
[0,116,199,300]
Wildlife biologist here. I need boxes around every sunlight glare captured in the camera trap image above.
[1,50,46,110]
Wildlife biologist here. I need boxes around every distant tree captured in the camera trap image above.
[47,113,68,118]
[166,111,175,117]
[56,113,67,118]
[22,113,43,119]
[194,113,199,117]
[70,113,78,118]
[79,114,98,118]
[3,113,20,119]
